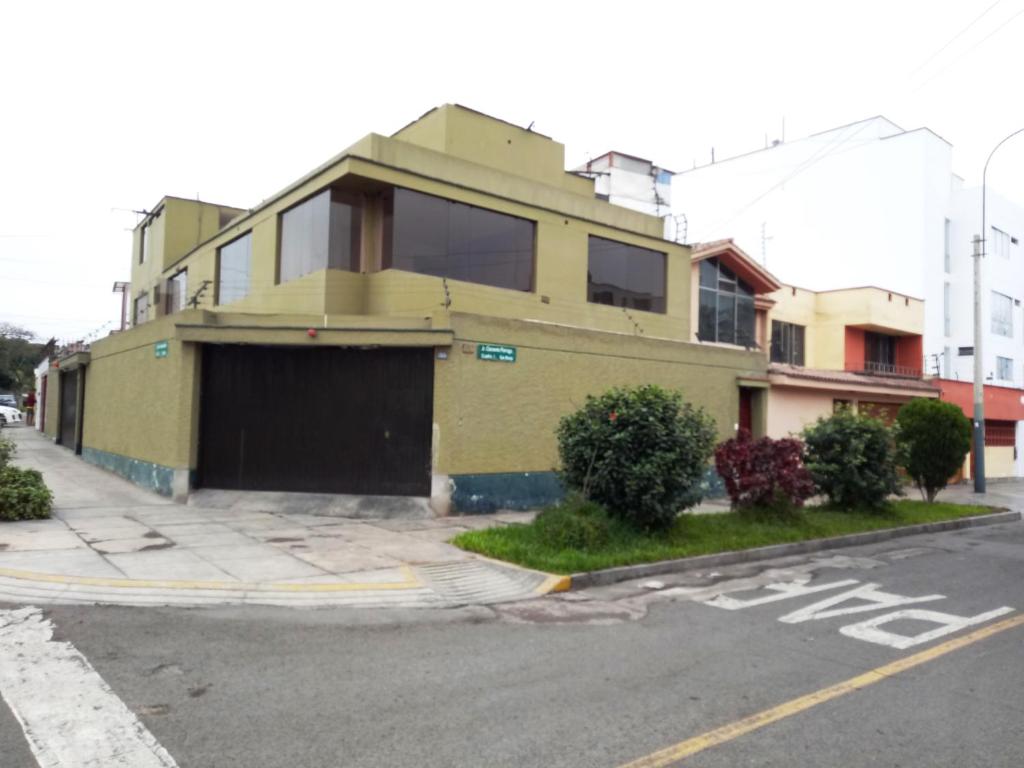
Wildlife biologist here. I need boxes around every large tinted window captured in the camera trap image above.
[218,233,252,305]
[279,189,361,284]
[697,257,755,346]
[383,188,534,291]
[587,236,666,313]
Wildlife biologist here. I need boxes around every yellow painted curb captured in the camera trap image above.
[534,574,572,594]
[0,564,423,593]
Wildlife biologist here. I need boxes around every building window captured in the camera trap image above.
[279,189,361,284]
[864,331,896,373]
[996,356,1013,382]
[770,320,805,365]
[217,233,252,305]
[943,218,951,273]
[991,291,1013,337]
[943,346,951,378]
[943,282,951,337]
[139,222,151,265]
[698,257,755,346]
[383,187,534,292]
[165,270,187,314]
[133,292,150,326]
[586,236,666,313]
[991,227,1011,259]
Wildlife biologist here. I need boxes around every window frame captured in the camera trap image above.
[996,355,1013,382]
[133,291,150,326]
[991,290,1013,338]
[697,257,757,347]
[216,232,254,306]
[164,269,188,315]
[770,320,806,365]
[382,186,537,293]
[277,188,362,285]
[586,235,667,314]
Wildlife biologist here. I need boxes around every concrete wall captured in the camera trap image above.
[82,316,198,497]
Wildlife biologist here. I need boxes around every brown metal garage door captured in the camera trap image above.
[198,345,434,496]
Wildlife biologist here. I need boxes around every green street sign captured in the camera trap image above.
[477,343,516,363]
[154,340,169,359]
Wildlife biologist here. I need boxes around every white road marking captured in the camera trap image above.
[839,606,1016,649]
[701,578,860,610]
[778,582,945,624]
[0,606,178,768]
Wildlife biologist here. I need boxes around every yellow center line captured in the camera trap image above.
[618,612,1024,768]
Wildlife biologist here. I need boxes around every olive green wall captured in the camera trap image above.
[433,313,766,477]
[42,366,59,439]
[82,316,197,476]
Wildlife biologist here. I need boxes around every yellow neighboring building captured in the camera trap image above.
[45,105,768,512]
[766,283,938,437]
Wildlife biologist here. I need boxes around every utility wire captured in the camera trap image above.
[908,0,1003,77]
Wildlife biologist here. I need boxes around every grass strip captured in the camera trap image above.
[453,500,1002,575]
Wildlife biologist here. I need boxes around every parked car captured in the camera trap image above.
[0,405,23,426]
[0,394,17,409]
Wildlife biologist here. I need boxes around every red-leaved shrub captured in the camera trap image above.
[714,430,815,515]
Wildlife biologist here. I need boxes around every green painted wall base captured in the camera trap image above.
[450,472,564,514]
[450,467,726,515]
[81,447,176,497]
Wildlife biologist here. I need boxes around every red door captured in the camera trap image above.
[739,388,753,435]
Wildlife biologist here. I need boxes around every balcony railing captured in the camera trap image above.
[846,361,922,378]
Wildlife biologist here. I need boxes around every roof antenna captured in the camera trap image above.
[526,121,535,132]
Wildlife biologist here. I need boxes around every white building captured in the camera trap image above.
[592,116,1024,476]
[668,116,1024,392]
[574,152,674,218]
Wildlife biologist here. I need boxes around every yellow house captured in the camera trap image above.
[46,105,767,512]
[766,283,938,437]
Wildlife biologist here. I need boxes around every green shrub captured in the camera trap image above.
[0,435,14,469]
[895,398,971,503]
[533,496,614,550]
[556,384,717,531]
[802,409,901,510]
[0,466,53,521]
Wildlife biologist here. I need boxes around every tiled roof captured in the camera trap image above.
[768,364,939,392]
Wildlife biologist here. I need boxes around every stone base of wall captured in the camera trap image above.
[81,447,187,499]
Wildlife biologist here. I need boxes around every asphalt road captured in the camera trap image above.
[2,521,1023,767]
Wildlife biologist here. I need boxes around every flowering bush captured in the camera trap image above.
[556,384,717,531]
[714,430,815,517]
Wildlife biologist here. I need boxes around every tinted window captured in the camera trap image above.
[696,257,755,345]
[279,189,361,284]
[383,188,534,292]
[587,236,666,313]
[166,270,187,314]
[218,233,252,305]
[771,320,805,365]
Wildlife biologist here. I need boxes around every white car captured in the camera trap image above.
[0,406,23,427]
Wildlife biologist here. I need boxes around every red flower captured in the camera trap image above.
[609,411,618,423]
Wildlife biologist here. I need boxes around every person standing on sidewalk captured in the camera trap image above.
[23,390,36,426]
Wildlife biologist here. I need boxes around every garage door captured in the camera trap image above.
[58,370,79,451]
[199,345,434,496]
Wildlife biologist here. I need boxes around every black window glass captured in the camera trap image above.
[697,257,756,346]
[587,236,666,313]
[771,320,806,365]
[865,332,896,368]
[280,189,361,284]
[218,233,252,305]
[383,187,534,292]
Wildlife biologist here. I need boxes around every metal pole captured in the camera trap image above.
[972,234,985,492]
[975,127,1024,493]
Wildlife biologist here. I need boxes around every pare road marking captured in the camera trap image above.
[0,606,179,768]
[699,578,1014,650]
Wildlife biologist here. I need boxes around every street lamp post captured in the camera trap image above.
[975,127,1024,493]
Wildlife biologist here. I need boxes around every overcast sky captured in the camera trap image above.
[2,0,1023,342]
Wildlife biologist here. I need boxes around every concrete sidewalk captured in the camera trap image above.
[0,428,561,608]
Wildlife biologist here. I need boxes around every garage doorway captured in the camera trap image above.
[198,345,434,496]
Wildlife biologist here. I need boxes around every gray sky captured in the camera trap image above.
[3,0,1023,342]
